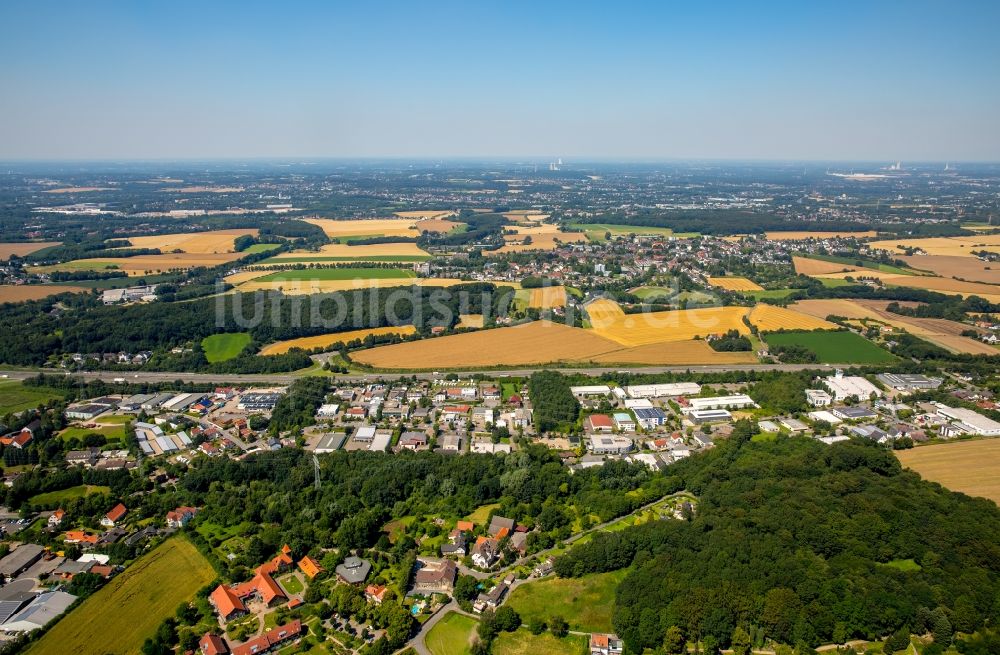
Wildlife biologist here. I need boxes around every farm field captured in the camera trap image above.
[505,569,627,633]
[0,381,66,415]
[263,242,431,263]
[765,230,878,240]
[425,611,477,655]
[25,537,217,655]
[588,305,751,347]
[493,631,587,655]
[900,255,1000,284]
[456,314,484,329]
[528,286,567,309]
[41,252,246,275]
[114,228,257,253]
[589,339,758,365]
[0,285,87,303]
[0,241,61,260]
[42,186,116,194]
[254,267,415,282]
[749,288,803,300]
[352,321,626,369]
[791,299,996,355]
[566,223,676,240]
[707,276,764,291]
[797,253,918,275]
[584,298,626,326]
[415,218,463,233]
[747,304,837,332]
[304,218,422,239]
[868,234,1000,257]
[487,224,587,254]
[896,440,1000,504]
[161,185,243,193]
[235,276,468,294]
[241,243,280,254]
[29,484,110,506]
[392,210,456,220]
[260,326,417,355]
[503,211,550,224]
[792,255,868,276]
[201,332,252,362]
[764,330,896,364]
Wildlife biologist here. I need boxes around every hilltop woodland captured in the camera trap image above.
[553,422,1000,653]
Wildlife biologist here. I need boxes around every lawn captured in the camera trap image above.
[242,243,281,254]
[818,277,854,288]
[749,288,803,300]
[464,503,500,527]
[279,573,304,595]
[29,484,110,506]
[426,611,478,655]
[26,536,217,655]
[0,381,66,415]
[632,286,674,301]
[493,631,587,655]
[257,267,416,282]
[500,382,519,401]
[506,569,628,633]
[201,332,252,362]
[764,330,897,364]
[59,424,127,441]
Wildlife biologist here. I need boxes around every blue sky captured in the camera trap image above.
[1,1,998,160]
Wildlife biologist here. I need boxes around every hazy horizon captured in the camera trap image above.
[2,1,999,161]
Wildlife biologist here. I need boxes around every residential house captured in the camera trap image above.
[166,506,198,529]
[590,633,624,655]
[199,633,230,655]
[101,503,127,528]
[298,556,323,580]
[412,558,457,594]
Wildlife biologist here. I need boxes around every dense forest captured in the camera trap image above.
[528,371,581,433]
[553,424,1000,653]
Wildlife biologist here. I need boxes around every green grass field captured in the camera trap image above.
[201,332,252,362]
[506,569,628,633]
[29,485,110,506]
[512,289,532,311]
[818,277,855,288]
[748,288,803,300]
[464,503,500,527]
[632,286,674,301]
[27,537,217,655]
[567,223,675,241]
[256,267,416,282]
[493,631,587,655]
[0,381,66,415]
[59,424,126,441]
[426,612,478,655]
[765,330,897,364]
[278,573,304,595]
[242,243,281,254]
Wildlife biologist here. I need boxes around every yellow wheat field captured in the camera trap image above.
[44,252,247,276]
[415,218,462,233]
[266,242,430,261]
[747,304,836,332]
[868,235,1000,257]
[0,285,88,303]
[260,326,417,355]
[707,276,764,291]
[584,298,626,326]
[352,320,761,369]
[43,187,117,194]
[897,440,1000,504]
[899,255,1000,285]
[529,286,567,309]
[589,340,758,365]
[457,314,485,329]
[0,242,60,260]
[393,210,456,219]
[224,269,274,285]
[765,231,878,241]
[304,218,422,239]
[503,212,550,223]
[115,229,258,254]
[792,256,865,275]
[487,224,587,254]
[589,306,752,347]
[236,277,469,295]
[791,299,882,320]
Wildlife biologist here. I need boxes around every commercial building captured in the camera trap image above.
[822,374,882,402]
[877,373,943,391]
[686,395,757,412]
[806,389,833,407]
[687,409,732,424]
[936,406,1000,436]
[570,385,612,397]
[626,383,701,398]
[633,407,668,429]
[588,435,633,455]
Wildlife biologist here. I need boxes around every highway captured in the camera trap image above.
[0,363,834,386]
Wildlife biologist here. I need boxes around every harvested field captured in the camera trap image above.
[224,269,273,285]
[254,268,415,282]
[236,277,468,294]
[869,235,1000,257]
[792,299,884,320]
[503,212,550,223]
[263,242,431,263]
[116,228,257,253]
[457,314,484,329]
[896,440,1000,504]
[589,306,751,347]
[528,286,567,309]
[393,210,456,219]
[161,185,243,193]
[0,285,87,303]
[900,255,1000,284]
[923,334,999,355]
[0,241,60,259]
[765,230,878,240]
[748,304,837,332]
[589,340,757,365]
[352,320,625,369]
[415,218,463,233]
[304,218,421,239]
[877,274,1000,300]
[707,276,764,291]
[487,224,587,254]
[792,256,866,275]
[260,326,417,355]
[584,298,626,326]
